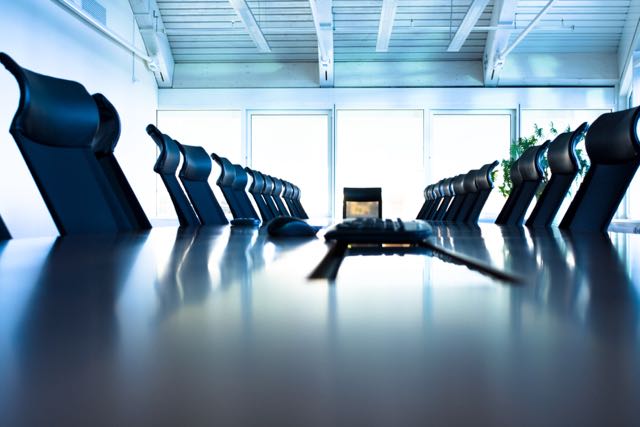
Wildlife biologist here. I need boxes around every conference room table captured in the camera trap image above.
[1,223,639,425]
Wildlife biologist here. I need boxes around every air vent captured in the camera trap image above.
[82,0,106,26]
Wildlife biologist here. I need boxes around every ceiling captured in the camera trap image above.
[144,0,638,88]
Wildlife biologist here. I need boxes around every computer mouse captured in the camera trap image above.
[266,217,319,238]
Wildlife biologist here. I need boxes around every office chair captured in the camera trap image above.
[443,174,467,221]
[432,179,454,221]
[343,187,382,219]
[0,53,135,235]
[211,153,243,219]
[271,177,292,217]
[176,143,228,226]
[465,160,499,224]
[560,107,640,232]
[261,175,282,218]
[282,180,303,218]
[0,215,10,240]
[91,93,151,230]
[495,142,549,226]
[423,182,442,221]
[526,123,588,228]
[291,184,309,219]
[451,170,479,222]
[416,185,431,220]
[245,168,275,221]
[232,164,260,220]
[146,125,200,227]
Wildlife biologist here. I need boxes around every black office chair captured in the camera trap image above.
[465,160,499,224]
[432,179,454,221]
[92,93,151,231]
[526,123,588,228]
[232,164,260,220]
[423,182,442,221]
[560,107,640,232]
[271,177,291,217]
[211,153,243,219]
[343,187,382,218]
[146,125,200,227]
[416,185,431,220]
[245,168,275,221]
[176,143,228,226]
[0,215,10,240]
[451,170,478,222]
[261,175,282,218]
[1,53,135,235]
[495,142,549,226]
[443,174,467,221]
[291,184,309,219]
[282,180,302,218]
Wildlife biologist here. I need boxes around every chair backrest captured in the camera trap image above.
[526,123,588,228]
[343,187,382,218]
[92,93,151,230]
[259,174,280,218]
[1,53,134,235]
[232,165,260,220]
[465,160,499,223]
[177,143,228,225]
[560,107,640,232]
[271,177,292,217]
[146,125,200,227]
[245,168,275,221]
[424,181,443,220]
[433,178,454,221]
[282,180,303,217]
[443,174,467,221]
[495,142,549,226]
[211,153,245,219]
[452,169,479,222]
[292,184,309,219]
[0,215,10,240]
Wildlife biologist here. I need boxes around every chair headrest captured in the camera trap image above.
[547,122,588,174]
[272,177,284,195]
[1,53,99,148]
[91,93,121,155]
[211,153,236,186]
[178,144,211,181]
[440,178,453,197]
[232,165,248,190]
[146,124,181,174]
[475,161,498,190]
[282,181,292,198]
[463,170,478,193]
[586,107,640,164]
[517,141,549,181]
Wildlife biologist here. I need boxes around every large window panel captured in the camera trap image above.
[336,110,424,219]
[251,113,331,219]
[430,113,513,220]
[156,110,241,218]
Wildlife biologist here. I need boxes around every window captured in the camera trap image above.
[250,113,331,219]
[430,112,513,220]
[156,110,241,218]
[336,110,424,219]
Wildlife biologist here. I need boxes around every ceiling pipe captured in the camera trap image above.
[52,0,158,71]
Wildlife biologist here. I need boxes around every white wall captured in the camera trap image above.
[0,0,158,238]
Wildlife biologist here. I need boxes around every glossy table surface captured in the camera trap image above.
[1,223,639,425]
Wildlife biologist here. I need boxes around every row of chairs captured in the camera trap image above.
[419,108,640,233]
[147,124,308,228]
[0,53,309,240]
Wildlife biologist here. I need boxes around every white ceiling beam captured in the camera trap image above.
[499,0,559,60]
[309,0,334,87]
[228,0,271,52]
[446,0,491,52]
[483,0,517,86]
[376,0,398,52]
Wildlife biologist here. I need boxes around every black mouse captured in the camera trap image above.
[266,217,319,238]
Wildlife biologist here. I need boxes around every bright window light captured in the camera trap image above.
[430,113,512,220]
[251,114,331,219]
[336,110,424,219]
